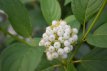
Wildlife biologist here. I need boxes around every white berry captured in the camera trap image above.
[60,21,66,26]
[53,27,58,33]
[63,33,70,39]
[72,35,78,41]
[72,28,78,34]
[69,37,74,44]
[39,39,45,46]
[58,37,64,43]
[48,46,55,52]
[49,35,55,41]
[64,40,70,47]
[39,20,79,61]
[46,29,53,35]
[46,26,51,31]
[65,28,71,33]
[64,47,71,53]
[46,52,53,61]
[52,52,59,59]
[57,48,64,55]
[65,25,70,29]
[54,42,61,49]
[45,42,51,47]
[43,33,47,38]
[57,29,64,37]
[61,53,67,59]
[70,45,73,51]
[52,20,57,26]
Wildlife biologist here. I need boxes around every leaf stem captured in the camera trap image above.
[83,16,86,35]
[83,21,86,35]
[64,66,67,71]
[82,0,107,40]
[0,27,30,46]
[72,60,82,64]
[52,64,61,68]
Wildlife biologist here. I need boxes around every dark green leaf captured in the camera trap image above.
[42,67,54,71]
[0,43,44,71]
[33,38,41,46]
[72,0,103,24]
[4,37,16,46]
[87,23,107,48]
[28,5,47,37]
[40,0,61,24]
[29,6,47,28]
[64,15,80,30]
[78,48,107,71]
[40,66,64,71]
[64,0,72,6]
[87,5,107,32]
[0,0,32,37]
[57,67,65,71]
[20,0,35,3]
[76,43,91,59]
[67,63,77,71]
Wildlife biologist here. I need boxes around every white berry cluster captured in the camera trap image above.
[39,20,78,61]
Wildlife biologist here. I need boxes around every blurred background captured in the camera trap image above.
[0,0,73,53]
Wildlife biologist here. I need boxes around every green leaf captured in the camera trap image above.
[64,0,72,6]
[0,43,44,71]
[0,0,32,37]
[76,43,91,59]
[87,23,107,48]
[57,67,65,71]
[87,5,107,32]
[20,0,35,3]
[67,63,77,71]
[40,0,61,24]
[78,48,107,71]
[64,15,80,30]
[29,6,48,28]
[28,6,48,37]
[42,67,54,71]
[40,66,64,71]
[34,38,41,46]
[4,37,16,46]
[72,0,103,24]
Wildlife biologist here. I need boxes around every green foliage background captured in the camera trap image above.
[0,0,107,71]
